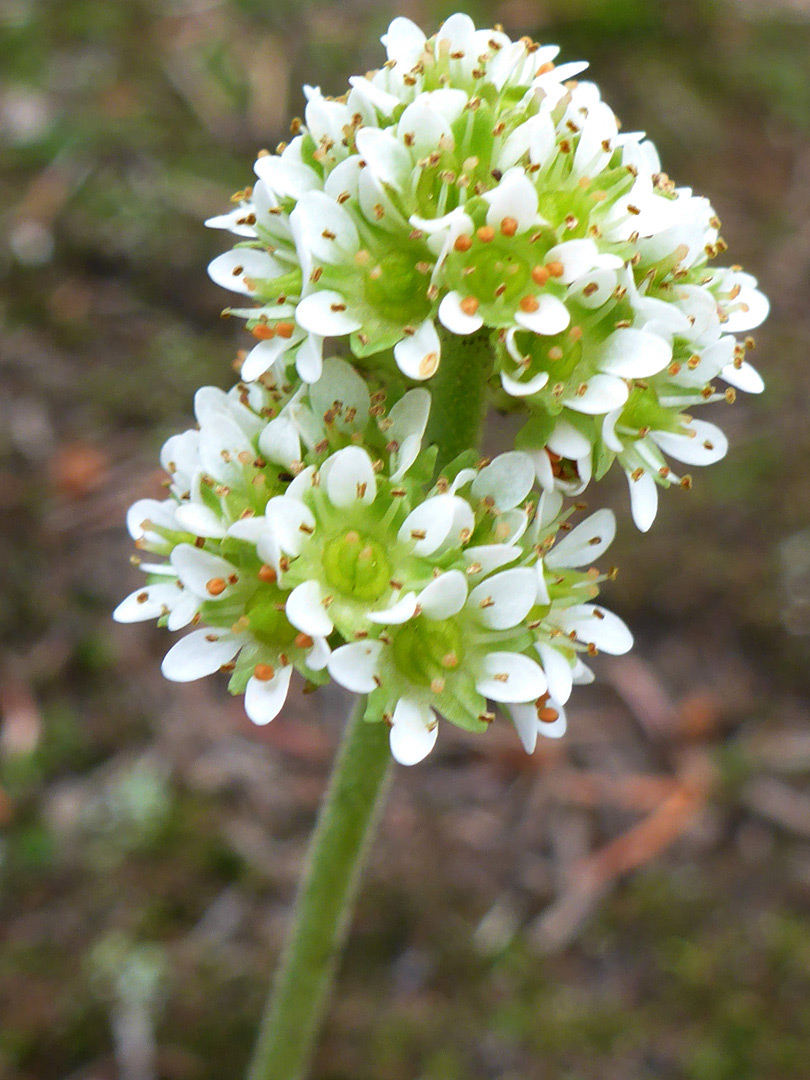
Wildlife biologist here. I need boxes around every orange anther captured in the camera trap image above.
[476,225,495,243]
[275,322,295,339]
[251,324,276,340]
[546,261,565,278]
[206,577,227,596]
[294,633,314,649]
[500,216,518,237]
[460,296,480,315]
[258,565,277,583]
[531,265,550,286]
[253,663,276,681]
[454,234,473,252]
[538,707,559,723]
[519,295,539,313]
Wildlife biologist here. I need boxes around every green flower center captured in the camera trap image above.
[391,617,465,688]
[470,244,531,307]
[363,250,428,324]
[245,587,298,648]
[323,530,392,602]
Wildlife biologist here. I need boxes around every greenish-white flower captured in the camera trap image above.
[207,12,767,528]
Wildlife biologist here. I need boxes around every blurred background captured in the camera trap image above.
[2,0,810,1077]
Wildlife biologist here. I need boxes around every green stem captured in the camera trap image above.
[246,699,392,1080]
[246,329,496,1080]
[425,327,493,470]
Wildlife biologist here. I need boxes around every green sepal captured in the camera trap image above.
[515,413,555,451]
[437,676,489,734]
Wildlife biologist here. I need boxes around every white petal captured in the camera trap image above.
[545,508,616,569]
[367,592,418,625]
[463,544,521,577]
[438,291,484,335]
[543,239,600,284]
[536,644,574,704]
[166,592,199,631]
[397,99,453,159]
[508,703,539,754]
[286,580,334,637]
[355,127,412,187]
[327,640,384,693]
[113,582,183,624]
[389,699,438,766]
[417,571,468,619]
[388,388,431,481]
[207,249,284,296]
[552,604,634,654]
[568,268,618,310]
[296,291,362,336]
[497,113,555,170]
[483,168,538,233]
[324,446,376,507]
[651,419,728,466]
[254,154,320,201]
[398,495,456,556]
[475,652,547,703]
[290,191,359,265]
[382,16,426,68]
[161,629,241,682]
[242,335,296,381]
[173,503,228,539]
[470,451,535,511]
[170,544,238,599]
[295,334,324,383]
[514,294,570,335]
[468,568,538,630]
[599,328,672,379]
[500,369,549,397]
[306,636,331,671]
[245,665,293,725]
[309,358,370,433]
[722,284,770,332]
[347,76,401,119]
[563,374,629,415]
[323,156,362,201]
[394,319,441,380]
[205,206,258,238]
[720,360,764,394]
[546,419,592,461]
[258,414,301,468]
[627,469,658,533]
[263,496,316,556]
[126,498,178,541]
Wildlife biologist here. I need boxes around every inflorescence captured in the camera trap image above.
[115,14,767,763]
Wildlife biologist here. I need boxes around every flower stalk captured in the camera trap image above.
[246,697,392,1080]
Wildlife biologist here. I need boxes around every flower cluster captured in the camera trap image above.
[116,13,767,764]
[208,13,767,529]
[115,372,630,762]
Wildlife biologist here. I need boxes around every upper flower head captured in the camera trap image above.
[207,13,768,528]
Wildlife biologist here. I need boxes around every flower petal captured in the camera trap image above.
[438,291,484,335]
[651,418,728,466]
[562,374,629,414]
[394,319,441,380]
[161,629,241,682]
[552,604,634,654]
[513,294,570,335]
[471,451,535,511]
[286,580,334,637]
[327,640,384,693]
[388,388,431,481]
[500,369,549,397]
[398,495,456,556]
[207,249,284,295]
[545,508,616,569]
[245,665,293,726]
[720,360,764,394]
[367,592,418,625]
[475,652,547,702]
[463,544,521,577]
[355,127,412,187]
[113,582,183,623]
[417,571,468,619]
[389,699,438,766]
[535,643,574,704]
[483,168,538,233]
[324,446,376,507]
[468,568,538,630]
[599,328,672,378]
[173,503,228,539]
[170,544,239,599]
[295,290,362,336]
[627,468,658,533]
